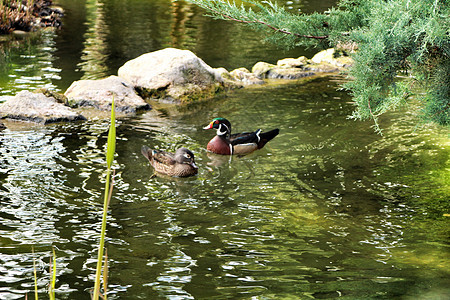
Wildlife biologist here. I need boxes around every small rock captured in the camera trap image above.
[212,67,229,81]
[0,91,86,124]
[252,62,276,79]
[267,68,315,80]
[277,56,307,68]
[65,75,150,114]
[35,88,68,105]
[213,67,244,88]
[229,68,265,85]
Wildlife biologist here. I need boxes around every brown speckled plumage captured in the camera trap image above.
[141,146,198,177]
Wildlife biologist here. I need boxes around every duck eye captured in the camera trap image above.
[183,153,191,159]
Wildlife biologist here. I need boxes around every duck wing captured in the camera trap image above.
[141,146,176,165]
[151,150,176,165]
[230,128,280,150]
[230,130,260,146]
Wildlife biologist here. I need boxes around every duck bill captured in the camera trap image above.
[191,162,198,169]
[203,122,213,130]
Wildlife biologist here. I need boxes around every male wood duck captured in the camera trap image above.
[203,117,279,155]
[141,146,198,177]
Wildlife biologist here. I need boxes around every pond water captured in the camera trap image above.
[0,0,449,299]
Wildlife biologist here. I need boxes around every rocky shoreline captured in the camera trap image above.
[0,47,352,128]
[0,0,63,34]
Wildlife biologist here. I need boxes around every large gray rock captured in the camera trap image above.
[0,91,86,124]
[65,75,150,113]
[118,48,226,102]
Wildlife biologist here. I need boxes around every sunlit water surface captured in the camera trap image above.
[0,77,448,299]
[0,0,449,299]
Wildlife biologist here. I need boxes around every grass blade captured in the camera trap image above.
[32,247,38,300]
[93,97,116,300]
[106,97,116,169]
[49,247,56,300]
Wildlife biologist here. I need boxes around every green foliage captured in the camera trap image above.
[186,0,450,130]
[344,0,450,131]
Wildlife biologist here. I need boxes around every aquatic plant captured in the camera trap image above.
[93,98,116,300]
[48,247,56,300]
[32,247,38,300]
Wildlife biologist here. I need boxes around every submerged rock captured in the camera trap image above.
[0,91,86,124]
[118,48,226,102]
[65,75,150,113]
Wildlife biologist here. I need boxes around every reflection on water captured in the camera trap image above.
[2,75,448,299]
[1,0,337,100]
[0,31,61,99]
[78,0,109,79]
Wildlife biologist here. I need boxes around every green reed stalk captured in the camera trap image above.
[49,247,56,300]
[32,247,38,300]
[102,248,109,297]
[93,98,116,300]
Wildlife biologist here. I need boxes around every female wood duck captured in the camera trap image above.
[141,146,198,177]
[203,117,279,155]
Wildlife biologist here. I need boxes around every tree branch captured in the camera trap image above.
[211,8,328,40]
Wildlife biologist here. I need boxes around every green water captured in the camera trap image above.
[0,0,449,299]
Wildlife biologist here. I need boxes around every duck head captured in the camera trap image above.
[203,118,231,137]
[174,148,198,169]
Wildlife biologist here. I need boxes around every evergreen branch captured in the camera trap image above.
[367,98,382,134]
[186,0,329,41]
[187,0,450,128]
[209,6,328,39]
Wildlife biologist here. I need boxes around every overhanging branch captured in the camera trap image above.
[211,9,328,40]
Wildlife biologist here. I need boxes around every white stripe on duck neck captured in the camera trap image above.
[216,123,229,136]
